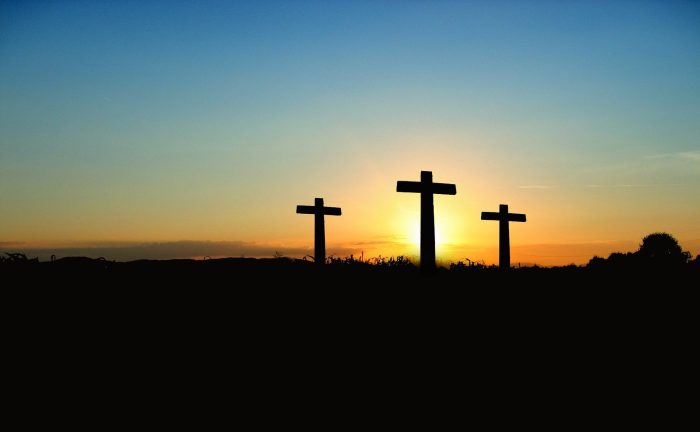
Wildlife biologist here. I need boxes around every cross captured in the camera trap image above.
[397,170,456,271]
[296,198,342,265]
[481,204,526,269]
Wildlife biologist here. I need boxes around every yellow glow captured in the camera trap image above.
[409,222,445,245]
[409,223,420,247]
[405,210,458,260]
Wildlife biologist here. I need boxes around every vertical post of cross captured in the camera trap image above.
[296,197,342,265]
[397,170,457,272]
[420,171,436,271]
[481,203,527,269]
[314,198,325,265]
[499,204,510,269]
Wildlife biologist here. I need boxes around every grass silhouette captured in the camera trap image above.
[2,232,697,290]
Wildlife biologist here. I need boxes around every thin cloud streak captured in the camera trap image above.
[584,184,646,188]
[3,237,697,266]
[517,185,552,190]
[583,183,684,188]
[0,241,357,262]
[678,151,700,162]
[644,150,700,162]
[0,241,26,247]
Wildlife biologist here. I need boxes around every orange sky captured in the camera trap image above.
[3,160,698,266]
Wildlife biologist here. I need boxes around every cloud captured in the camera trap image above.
[4,238,698,266]
[584,184,646,188]
[678,151,700,162]
[586,150,700,181]
[0,240,362,262]
[345,239,402,246]
[517,185,552,189]
[0,241,25,248]
[644,150,700,162]
[583,182,686,188]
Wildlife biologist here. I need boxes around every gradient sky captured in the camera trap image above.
[1,0,699,265]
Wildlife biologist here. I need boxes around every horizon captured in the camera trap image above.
[2,1,699,266]
[2,234,698,267]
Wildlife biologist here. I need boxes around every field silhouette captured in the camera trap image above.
[5,232,695,401]
[3,233,697,289]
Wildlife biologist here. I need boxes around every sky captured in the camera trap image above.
[1,0,699,265]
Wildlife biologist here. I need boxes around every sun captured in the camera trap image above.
[396,202,460,260]
[410,221,445,249]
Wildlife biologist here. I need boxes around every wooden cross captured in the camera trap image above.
[296,198,341,265]
[481,204,526,269]
[397,170,456,271]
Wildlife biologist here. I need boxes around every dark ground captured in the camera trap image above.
[4,255,696,307]
[6,255,694,361]
[3,254,697,285]
[3,256,695,420]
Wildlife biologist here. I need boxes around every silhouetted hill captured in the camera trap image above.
[6,253,695,343]
[3,253,696,289]
[5,252,694,401]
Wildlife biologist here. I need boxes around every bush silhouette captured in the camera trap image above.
[637,233,691,266]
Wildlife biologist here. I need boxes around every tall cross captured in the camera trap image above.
[481,204,526,269]
[296,198,342,265]
[397,170,456,271]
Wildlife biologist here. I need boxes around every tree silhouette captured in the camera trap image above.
[587,232,695,271]
[637,233,691,266]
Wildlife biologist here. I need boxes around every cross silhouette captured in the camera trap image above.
[397,170,456,271]
[296,198,341,265]
[481,204,526,269]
